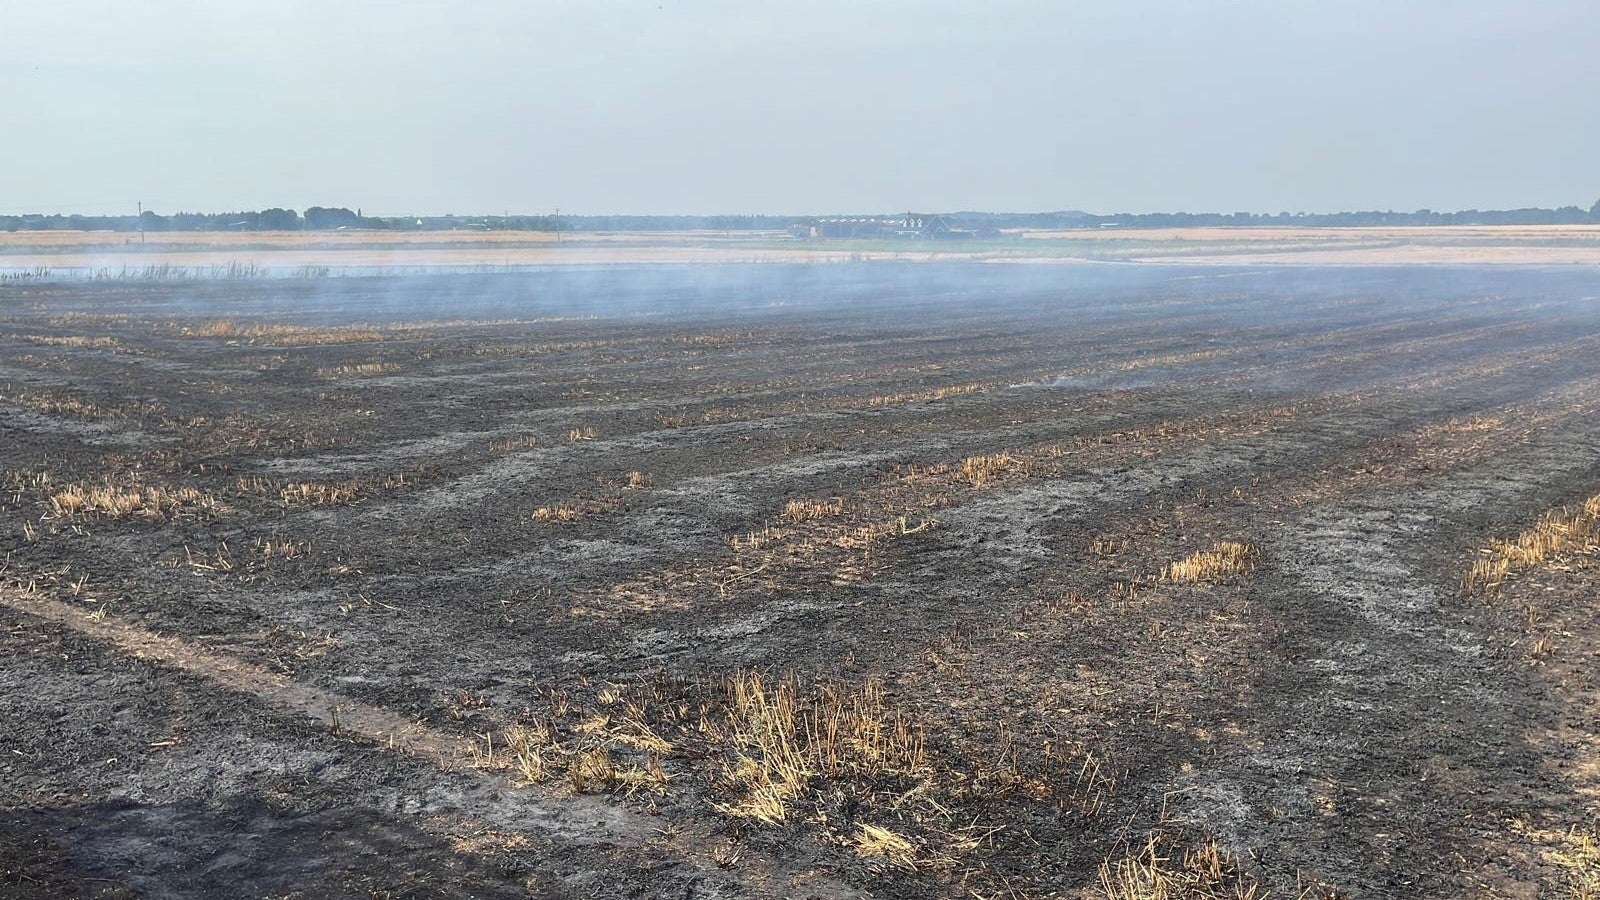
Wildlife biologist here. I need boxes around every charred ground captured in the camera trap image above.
[3,263,1599,898]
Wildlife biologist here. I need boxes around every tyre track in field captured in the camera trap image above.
[0,586,865,900]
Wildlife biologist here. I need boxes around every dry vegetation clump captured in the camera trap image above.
[1516,824,1600,900]
[1,388,162,420]
[782,497,846,522]
[487,674,927,830]
[532,498,616,523]
[898,440,1070,487]
[184,319,386,345]
[1548,825,1600,900]
[1463,494,1600,594]
[277,481,367,506]
[567,426,598,442]
[186,319,256,337]
[834,515,938,550]
[498,722,669,796]
[48,479,220,522]
[1162,541,1259,584]
[21,334,124,350]
[3,470,58,505]
[316,362,401,378]
[1097,835,1267,900]
[865,381,992,408]
[233,474,411,508]
[853,823,919,871]
[480,669,1123,890]
[258,534,312,559]
[44,312,135,327]
[714,671,927,825]
[958,451,1035,487]
[4,390,101,419]
[731,524,791,551]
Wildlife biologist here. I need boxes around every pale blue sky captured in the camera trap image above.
[2,0,1595,216]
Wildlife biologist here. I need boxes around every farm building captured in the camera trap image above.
[789,212,972,240]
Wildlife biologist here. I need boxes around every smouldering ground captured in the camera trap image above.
[3,263,1600,898]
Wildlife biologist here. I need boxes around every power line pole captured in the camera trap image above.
[137,201,145,244]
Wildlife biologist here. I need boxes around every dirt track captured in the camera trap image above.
[3,263,1599,897]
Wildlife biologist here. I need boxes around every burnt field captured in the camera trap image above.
[3,263,1600,899]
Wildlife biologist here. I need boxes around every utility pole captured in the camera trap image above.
[137,201,145,244]
[554,207,561,243]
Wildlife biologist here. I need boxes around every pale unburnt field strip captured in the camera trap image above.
[8,224,1600,270]
[3,262,1600,897]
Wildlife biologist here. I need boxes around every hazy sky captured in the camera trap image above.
[3,0,1596,216]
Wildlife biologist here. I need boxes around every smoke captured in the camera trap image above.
[10,261,1600,381]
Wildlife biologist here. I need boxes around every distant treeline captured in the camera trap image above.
[5,203,1600,233]
[0,208,794,233]
[944,204,1600,230]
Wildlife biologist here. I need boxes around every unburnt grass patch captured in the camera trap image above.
[780,497,846,522]
[1,387,163,420]
[316,362,401,378]
[19,334,125,350]
[14,470,223,524]
[1098,833,1271,900]
[476,668,1124,892]
[865,381,994,407]
[233,473,415,508]
[184,319,388,345]
[49,481,220,522]
[1163,541,1259,585]
[1463,493,1600,594]
[532,497,621,524]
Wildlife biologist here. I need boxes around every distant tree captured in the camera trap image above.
[303,206,360,230]
[1591,199,1600,222]
[259,208,300,230]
